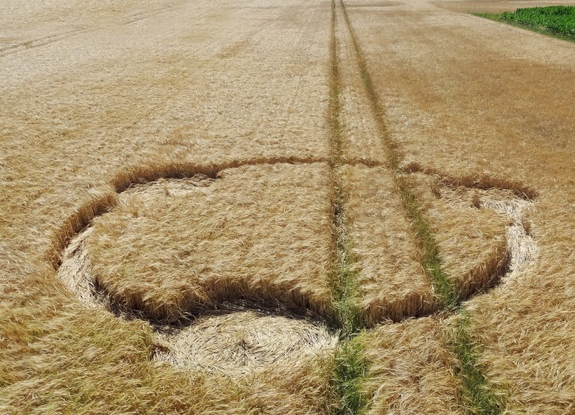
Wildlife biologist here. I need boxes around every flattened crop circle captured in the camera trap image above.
[154,311,337,375]
[56,164,338,375]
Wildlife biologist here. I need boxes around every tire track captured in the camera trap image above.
[334,1,536,413]
[337,0,537,314]
[0,3,181,58]
[327,1,369,413]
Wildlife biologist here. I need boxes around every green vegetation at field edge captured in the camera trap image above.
[476,6,575,42]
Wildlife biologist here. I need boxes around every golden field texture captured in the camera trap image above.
[408,172,512,300]
[360,317,463,414]
[343,0,575,411]
[342,165,434,324]
[83,163,334,321]
[1,0,338,413]
[335,2,387,167]
[2,0,575,413]
[153,311,337,375]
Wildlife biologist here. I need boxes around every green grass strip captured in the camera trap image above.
[331,226,363,336]
[475,6,575,42]
[328,0,362,335]
[331,338,369,415]
[339,1,504,413]
[327,1,371,414]
[397,178,460,310]
[452,313,504,415]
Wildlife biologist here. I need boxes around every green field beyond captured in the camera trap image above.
[478,6,575,40]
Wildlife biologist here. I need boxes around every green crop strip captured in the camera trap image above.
[476,6,575,42]
[339,0,458,310]
[396,178,460,310]
[453,313,505,414]
[338,1,503,413]
[328,0,362,335]
[328,1,370,414]
[330,339,369,415]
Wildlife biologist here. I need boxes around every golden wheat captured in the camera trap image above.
[341,164,435,325]
[3,0,575,412]
[345,0,575,410]
[359,317,463,414]
[84,163,334,321]
[0,0,337,412]
[154,311,337,375]
[408,173,511,299]
[335,5,387,167]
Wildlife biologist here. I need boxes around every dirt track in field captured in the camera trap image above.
[2,0,575,413]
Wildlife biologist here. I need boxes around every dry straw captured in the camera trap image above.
[57,226,338,378]
[84,163,335,322]
[4,0,574,412]
[408,173,512,300]
[359,317,464,415]
[49,163,339,414]
[46,194,117,269]
[1,0,340,412]
[403,162,538,201]
[341,164,435,325]
[154,311,337,376]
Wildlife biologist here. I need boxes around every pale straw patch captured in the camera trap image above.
[154,311,337,376]
[481,196,538,280]
[57,227,108,309]
[409,172,537,299]
[55,178,338,379]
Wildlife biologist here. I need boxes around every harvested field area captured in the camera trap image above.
[2,0,575,413]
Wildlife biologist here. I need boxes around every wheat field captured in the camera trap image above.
[2,0,575,413]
